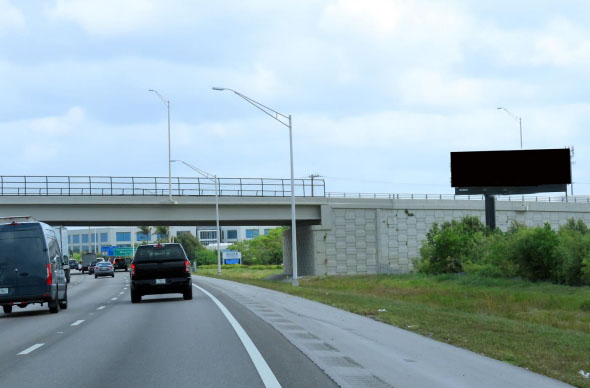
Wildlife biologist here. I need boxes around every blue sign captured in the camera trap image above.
[222,250,241,265]
[102,246,115,256]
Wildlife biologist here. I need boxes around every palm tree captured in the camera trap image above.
[155,226,170,243]
[138,226,152,244]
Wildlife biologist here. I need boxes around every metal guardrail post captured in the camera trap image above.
[261,178,264,197]
[24,176,27,196]
[132,177,135,196]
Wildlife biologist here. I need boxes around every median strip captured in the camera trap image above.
[17,343,44,355]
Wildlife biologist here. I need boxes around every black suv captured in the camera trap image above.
[113,257,127,271]
[130,243,192,303]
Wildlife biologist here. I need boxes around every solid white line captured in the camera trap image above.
[97,306,106,310]
[71,320,85,326]
[17,343,44,355]
[193,283,281,388]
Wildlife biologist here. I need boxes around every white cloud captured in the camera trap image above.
[0,0,25,34]
[29,106,85,135]
[49,0,159,35]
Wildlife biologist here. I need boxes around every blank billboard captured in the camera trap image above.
[451,148,571,188]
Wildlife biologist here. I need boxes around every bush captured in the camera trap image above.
[418,216,488,274]
[195,249,217,266]
[554,229,590,286]
[507,223,558,282]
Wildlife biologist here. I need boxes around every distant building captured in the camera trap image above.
[67,225,279,254]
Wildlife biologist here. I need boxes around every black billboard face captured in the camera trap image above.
[451,148,571,189]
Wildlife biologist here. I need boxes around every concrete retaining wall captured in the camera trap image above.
[282,199,590,276]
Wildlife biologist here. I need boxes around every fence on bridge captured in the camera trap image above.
[0,176,326,197]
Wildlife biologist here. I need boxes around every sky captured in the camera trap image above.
[1,0,589,196]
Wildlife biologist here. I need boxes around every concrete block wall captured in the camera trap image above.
[282,198,590,277]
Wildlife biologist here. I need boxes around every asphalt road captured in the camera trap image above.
[0,271,338,388]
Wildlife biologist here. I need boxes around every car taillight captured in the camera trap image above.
[131,263,136,276]
[185,260,190,273]
[46,264,53,285]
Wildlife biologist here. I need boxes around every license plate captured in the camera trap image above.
[0,288,8,295]
[156,279,166,285]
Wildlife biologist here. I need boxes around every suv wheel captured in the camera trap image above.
[183,286,193,300]
[131,290,141,304]
[59,288,68,310]
[2,305,12,314]
[48,299,59,314]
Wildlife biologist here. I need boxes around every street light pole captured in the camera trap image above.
[172,160,222,276]
[497,107,522,149]
[212,87,299,286]
[149,89,173,202]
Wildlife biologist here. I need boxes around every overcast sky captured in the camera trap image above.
[1,0,588,195]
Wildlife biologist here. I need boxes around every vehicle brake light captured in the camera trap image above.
[46,264,53,285]
[185,260,190,273]
[131,263,136,276]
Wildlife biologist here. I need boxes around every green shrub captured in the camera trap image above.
[507,223,558,282]
[419,216,488,274]
[554,229,590,286]
[195,249,217,266]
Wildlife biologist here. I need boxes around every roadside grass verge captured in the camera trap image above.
[196,267,590,387]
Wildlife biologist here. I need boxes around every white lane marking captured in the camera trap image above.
[111,297,118,301]
[97,306,106,310]
[71,320,85,326]
[123,288,128,290]
[193,284,281,388]
[18,343,44,355]
[119,292,124,295]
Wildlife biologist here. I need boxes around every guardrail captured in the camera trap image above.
[325,192,590,203]
[0,176,326,197]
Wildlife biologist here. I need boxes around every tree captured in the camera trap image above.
[138,226,152,244]
[155,226,170,242]
[228,227,285,265]
[176,232,203,258]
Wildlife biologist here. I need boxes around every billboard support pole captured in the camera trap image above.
[484,195,496,230]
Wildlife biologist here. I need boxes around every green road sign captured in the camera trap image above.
[114,247,134,257]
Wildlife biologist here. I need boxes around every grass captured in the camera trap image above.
[196,266,590,387]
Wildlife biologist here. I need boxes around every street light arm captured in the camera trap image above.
[497,107,520,121]
[212,87,290,128]
[171,160,216,181]
[149,89,169,105]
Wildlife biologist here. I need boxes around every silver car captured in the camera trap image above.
[94,262,115,278]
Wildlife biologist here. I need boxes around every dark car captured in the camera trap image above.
[0,217,68,314]
[130,243,192,303]
[88,261,97,275]
[69,259,79,270]
[113,257,127,272]
[95,262,114,278]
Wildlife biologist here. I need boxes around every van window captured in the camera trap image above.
[134,245,185,262]
[0,224,46,266]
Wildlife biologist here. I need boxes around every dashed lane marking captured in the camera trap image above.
[17,343,44,355]
[71,320,85,326]
[97,306,106,310]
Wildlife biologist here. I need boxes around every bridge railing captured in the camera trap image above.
[325,192,590,203]
[0,176,326,197]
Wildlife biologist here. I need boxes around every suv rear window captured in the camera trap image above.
[0,223,45,266]
[134,245,186,262]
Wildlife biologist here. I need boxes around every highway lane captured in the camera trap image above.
[0,271,337,388]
